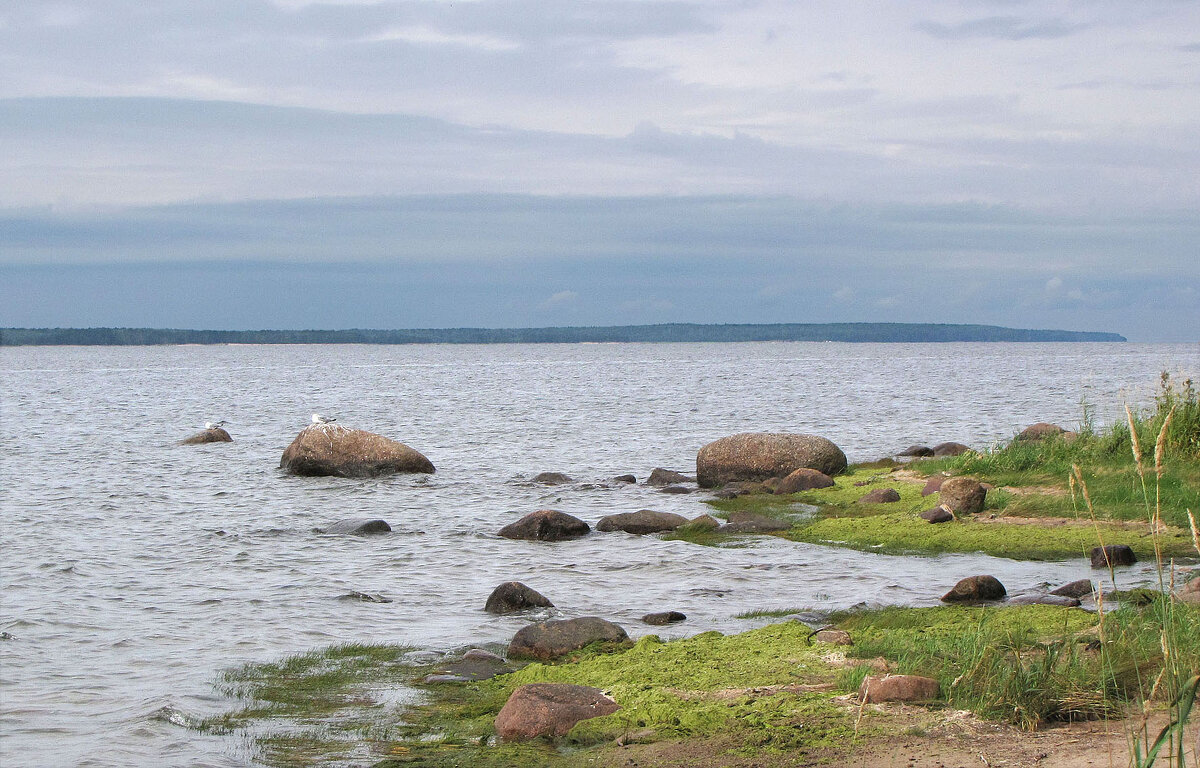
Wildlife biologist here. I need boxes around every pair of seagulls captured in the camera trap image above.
[203,415,334,430]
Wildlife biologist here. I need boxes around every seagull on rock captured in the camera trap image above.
[311,413,336,425]
[204,421,227,429]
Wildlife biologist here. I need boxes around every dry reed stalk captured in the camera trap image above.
[1188,510,1199,556]
[1127,404,1145,479]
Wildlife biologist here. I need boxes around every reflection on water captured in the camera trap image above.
[1,341,1196,766]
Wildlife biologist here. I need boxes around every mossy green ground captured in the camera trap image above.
[200,603,1200,767]
[701,465,1196,561]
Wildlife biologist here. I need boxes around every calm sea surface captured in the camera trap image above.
[1,342,1198,767]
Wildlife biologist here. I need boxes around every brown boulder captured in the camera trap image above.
[938,477,986,514]
[495,683,620,742]
[857,488,901,504]
[897,445,934,457]
[647,468,694,486]
[681,514,722,532]
[1091,545,1136,569]
[921,475,947,496]
[1050,579,1094,598]
[181,426,232,445]
[696,433,847,488]
[642,611,687,625]
[596,510,688,534]
[485,582,554,614]
[931,442,971,457]
[508,617,629,661]
[920,506,954,523]
[1017,422,1065,441]
[279,424,434,478]
[812,629,853,645]
[859,675,939,703]
[941,575,1006,602]
[498,510,590,542]
[775,468,836,494]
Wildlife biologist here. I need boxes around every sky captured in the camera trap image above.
[1,1,1198,340]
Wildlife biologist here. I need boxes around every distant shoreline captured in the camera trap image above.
[0,323,1126,346]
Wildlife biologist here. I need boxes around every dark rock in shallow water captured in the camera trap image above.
[642,611,687,625]
[920,506,954,523]
[1091,545,1137,568]
[533,471,573,485]
[612,474,637,484]
[938,477,987,515]
[941,575,1006,602]
[485,581,554,614]
[495,683,620,742]
[775,468,836,494]
[181,427,232,445]
[320,518,392,535]
[338,591,393,603]
[498,510,590,542]
[508,617,629,661]
[897,445,934,457]
[1051,579,1095,598]
[721,511,791,533]
[280,424,434,478]
[427,654,513,682]
[696,433,847,488]
[931,442,971,457]
[660,485,692,494]
[1006,593,1081,607]
[681,514,721,532]
[647,468,694,486]
[596,510,688,534]
[857,488,901,504]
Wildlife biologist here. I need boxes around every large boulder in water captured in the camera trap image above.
[596,510,688,534]
[319,518,391,535]
[509,617,629,661]
[696,433,847,488]
[280,424,434,478]
[495,683,620,742]
[181,427,232,445]
[485,582,554,614]
[941,575,1006,602]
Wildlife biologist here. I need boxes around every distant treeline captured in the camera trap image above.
[0,323,1126,346]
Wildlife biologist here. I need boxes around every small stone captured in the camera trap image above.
[641,611,686,625]
[1050,579,1094,598]
[857,488,901,504]
[1090,545,1136,569]
[647,468,693,486]
[660,485,692,494]
[320,519,392,535]
[858,675,939,703]
[919,506,954,524]
[812,629,853,645]
[612,474,637,484]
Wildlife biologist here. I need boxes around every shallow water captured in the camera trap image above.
[1,341,1197,767]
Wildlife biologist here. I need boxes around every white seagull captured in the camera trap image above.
[311,413,336,425]
[204,421,227,429]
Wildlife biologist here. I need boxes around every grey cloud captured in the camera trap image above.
[915,15,1088,40]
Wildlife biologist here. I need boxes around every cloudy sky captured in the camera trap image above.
[1,1,1197,339]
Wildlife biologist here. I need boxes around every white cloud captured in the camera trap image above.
[540,290,578,309]
[365,25,519,51]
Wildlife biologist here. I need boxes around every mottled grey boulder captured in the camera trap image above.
[596,510,689,534]
[696,433,847,488]
[485,582,554,614]
[495,683,620,742]
[775,468,836,494]
[857,488,901,504]
[498,510,590,542]
[1091,545,1136,569]
[647,468,694,486]
[941,575,1006,602]
[181,427,232,445]
[508,617,629,661]
[533,472,573,485]
[280,424,434,478]
[938,477,986,515]
[319,518,391,535]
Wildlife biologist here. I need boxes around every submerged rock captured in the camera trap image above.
[508,617,629,661]
[857,488,901,504]
[612,474,637,484]
[495,683,620,742]
[498,510,590,542]
[319,518,392,535]
[533,472,573,485]
[941,575,1006,602]
[775,468,836,494]
[696,433,847,488]
[596,510,688,534]
[279,424,434,478]
[859,674,939,703]
[485,582,554,614]
[1050,579,1095,598]
[938,477,987,515]
[647,468,694,486]
[1091,545,1137,569]
[181,426,232,445]
[1006,593,1081,607]
[641,611,687,625]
